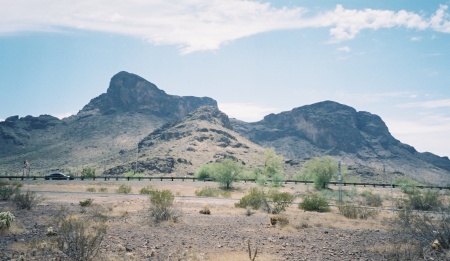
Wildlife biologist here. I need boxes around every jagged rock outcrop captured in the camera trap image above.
[78,71,217,120]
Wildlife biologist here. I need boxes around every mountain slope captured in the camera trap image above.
[0,72,217,175]
[104,106,267,175]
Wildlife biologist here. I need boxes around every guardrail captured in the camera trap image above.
[1,176,449,190]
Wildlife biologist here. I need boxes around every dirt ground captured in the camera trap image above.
[1,179,404,260]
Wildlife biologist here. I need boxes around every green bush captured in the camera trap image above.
[81,167,96,178]
[404,189,442,211]
[0,185,19,200]
[0,211,15,230]
[235,187,268,211]
[195,186,231,198]
[267,190,295,214]
[235,188,294,214]
[298,193,330,212]
[140,185,156,195]
[149,189,180,223]
[79,198,94,207]
[195,164,214,180]
[116,184,132,194]
[13,190,43,210]
[361,191,383,207]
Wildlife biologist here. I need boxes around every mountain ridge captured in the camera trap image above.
[0,72,448,185]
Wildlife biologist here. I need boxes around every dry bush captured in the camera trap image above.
[116,184,132,194]
[337,203,378,220]
[199,205,211,215]
[86,187,96,192]
[79,198,94,207]
[56,217,106,261]
[13,190,44,210]
[149,189,181,223]
[0,185,19,200]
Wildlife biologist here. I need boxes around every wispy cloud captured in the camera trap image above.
[218,102,279,122]
[336,46,351,53]
[1,1,450,53]
[397,99,450,109]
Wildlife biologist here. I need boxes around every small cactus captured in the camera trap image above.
[0,211,15,229]
[46,226,57,236]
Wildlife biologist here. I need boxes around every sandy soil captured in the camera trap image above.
[0,179,400,260]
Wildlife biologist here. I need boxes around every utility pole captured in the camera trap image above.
[134,143,138,174]
[338,161,342,202]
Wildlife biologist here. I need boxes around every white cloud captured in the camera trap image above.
[1,1,450,53]
[410,36,421,41]
[218,102,279,122]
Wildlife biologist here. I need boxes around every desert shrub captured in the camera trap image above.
[81,167,96,178]
[79,198,94,207]
[56,217,106,261]
[149,189,180,223]
[298,193,330,212]
[0,211,15,230]
[274,214,290,227]
[195,186,231,198]
[267,190,295,214]
[98,187,108,193]
[337,203,378,219]
[195,164,214,180]
[403,188,442,211]
[13,190,43,210]
[140,185,156,195]
[235,188,293,214]
[0,181,9,186]
[361,191,383,207]
[116,184,132,194]
[384,203,450,259]
[86,187,96,192]
[235,187,268,211]
[0,185,19,200]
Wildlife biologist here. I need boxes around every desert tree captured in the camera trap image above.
[213,158,243,190]
[298,156,339,190]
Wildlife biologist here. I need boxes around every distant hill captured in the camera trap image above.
[0,72,448,185]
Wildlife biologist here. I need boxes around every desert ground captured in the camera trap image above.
[0,179,442,260]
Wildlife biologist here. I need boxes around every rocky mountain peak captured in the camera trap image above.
[79,71,217,120]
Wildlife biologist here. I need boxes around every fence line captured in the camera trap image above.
[1,175,449,190]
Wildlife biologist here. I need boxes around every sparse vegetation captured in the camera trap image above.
[116,184,132,194]
[98,187,108,193]
[361,191,383,207]
[253,148,285,187]
[337,203,378,219]
[0,185,19,200]
[13,190,43,210]
[298,192,330,212]
[86,187,96,192]
[400,188,442,211]
[195,186,231,198]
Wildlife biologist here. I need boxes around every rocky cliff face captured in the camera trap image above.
[79,71,217,120]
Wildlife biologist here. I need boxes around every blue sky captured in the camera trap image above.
[1,0,450,157]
